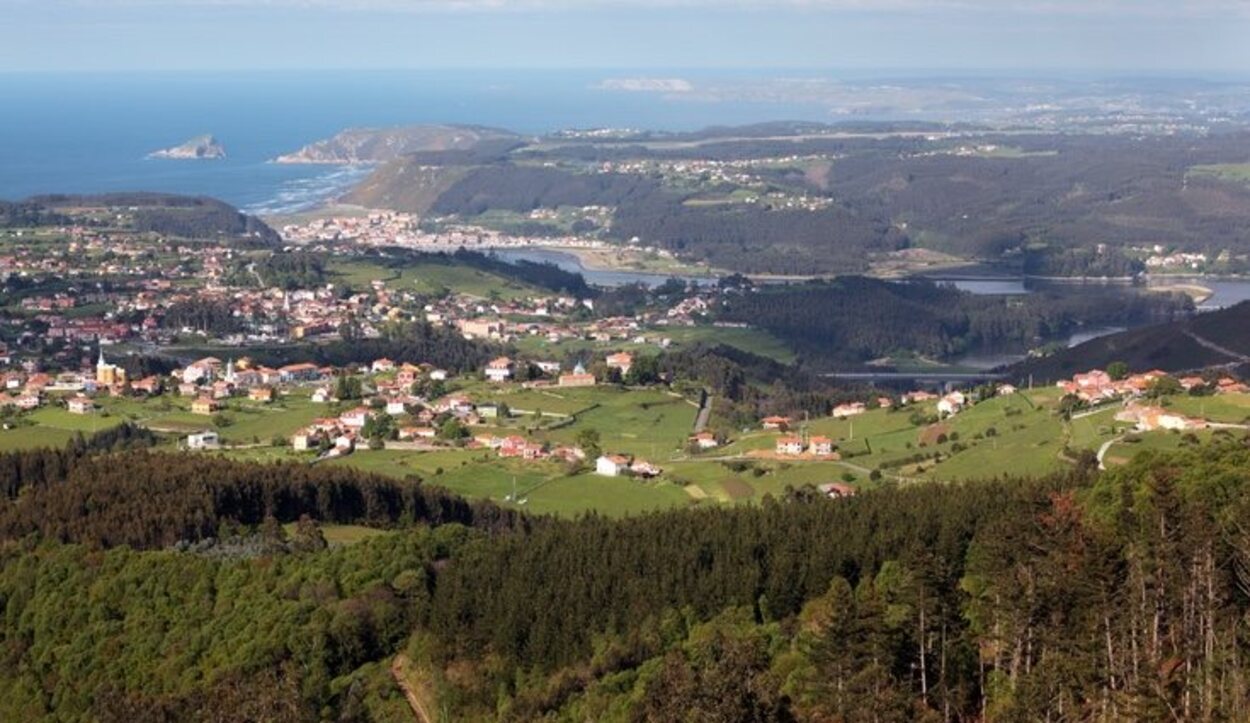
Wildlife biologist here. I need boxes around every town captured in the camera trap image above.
[2,197,1250,518]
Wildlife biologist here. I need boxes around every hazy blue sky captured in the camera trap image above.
[4,0,1249,73]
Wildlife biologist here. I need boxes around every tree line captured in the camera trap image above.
[717,277,1192,364]
[3,438,1250,719]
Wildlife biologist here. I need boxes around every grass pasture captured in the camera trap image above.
[327,258,543,300]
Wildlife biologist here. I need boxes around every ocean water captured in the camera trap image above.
[0,70,827,215]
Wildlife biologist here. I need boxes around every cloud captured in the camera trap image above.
[24,0,1250,16]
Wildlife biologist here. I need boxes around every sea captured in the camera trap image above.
[0,70,831,216]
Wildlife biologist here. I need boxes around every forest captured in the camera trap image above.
[0,200,68,228]
[716,277,1193,365]
[3,435,1250,720]
[352,128,1250,275]
[609,195,909,275]
[237,319,500,374]
[412,248,592,297]
[428,165,662,217]
[24,193,281,245]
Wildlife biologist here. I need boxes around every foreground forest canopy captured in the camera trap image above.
[3,433,1250,721]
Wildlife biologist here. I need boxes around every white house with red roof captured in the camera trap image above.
[485,356,515,382]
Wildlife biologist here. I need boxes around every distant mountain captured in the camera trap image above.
[146,134,226,160]
[1005,301,1250,383]
[273,125,519,165]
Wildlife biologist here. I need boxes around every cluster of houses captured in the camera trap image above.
[594,454,662,478]
[775,434,837,457]
[1115,402,1207,432]
[1057,368,1248,404]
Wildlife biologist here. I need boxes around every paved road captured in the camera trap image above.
[1096,436,1125,471]
[692,390,712,433]
[1183,330,1250,364]
[822,371,1005,383]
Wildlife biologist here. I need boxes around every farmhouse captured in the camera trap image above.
[500,435,546,460]
[776,436,804,455]
[606,352,634,376]
[191,396,220,415]
[400,426,437,440]
[4,394,40,411]
[818,482,857,499]
[248,386,274,403]
[937,391,966,417]
[485,356,515,382]
[1115,403,1207,432]
[630,459,662,478]
[67,395,95,415]
[595,454,632,477]
[832,402,866,418]
[339,407,371,429]
[903,390,938,404]
[186,431,220,450]
[210,380,235,400]
[278,363,321,383]
[690,432,719,449]
[559,363,597,387]
[131,376,163,395]
[809,436,835,456]
[761,415,791,430]
[181,357,221,385]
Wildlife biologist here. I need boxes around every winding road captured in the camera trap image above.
[1183,330,1250,365]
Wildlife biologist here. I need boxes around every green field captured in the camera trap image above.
[1156,393,1250,424]
[327,259,543,300]
[0,425,76,452]
[539,387,698,458]
[1187,163,1250,185]
[511,325,796,365]
[9,379,1250,519]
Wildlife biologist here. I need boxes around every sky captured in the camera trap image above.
[3,0,1250,74]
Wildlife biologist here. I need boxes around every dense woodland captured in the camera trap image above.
[359,129,1250,274]
[28,193,281,245]
[250,252,328,290]
[4,437,1250,720]
[717,277,1193,365]
[0,446,523,549]
[241,320,499,374]
[409,248,592,297]
[0,200,68,228]
[161,298,241,334]
[610,196,908,275]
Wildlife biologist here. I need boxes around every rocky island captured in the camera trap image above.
[146,134,226,160]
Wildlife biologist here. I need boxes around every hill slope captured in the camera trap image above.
[274,124,519,164]
[1006,300,1250,382]
[28,192,279,245]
